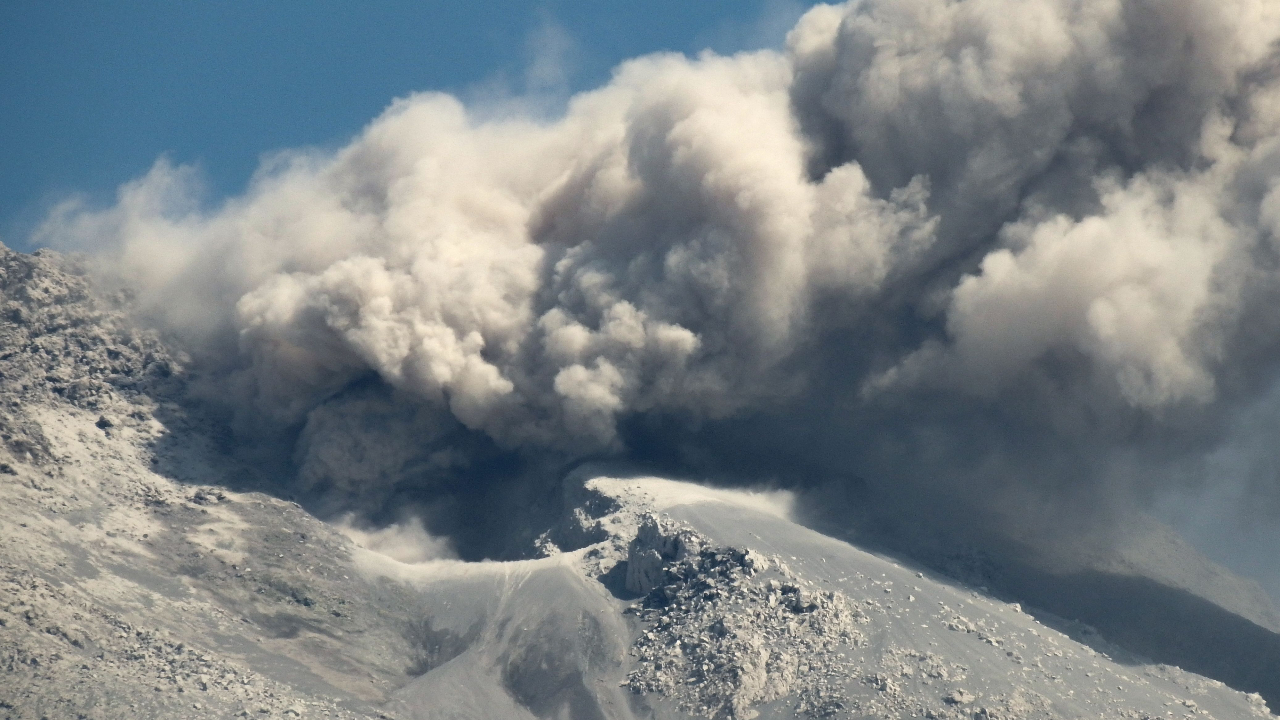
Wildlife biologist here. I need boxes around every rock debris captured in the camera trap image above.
[623,515,867,719]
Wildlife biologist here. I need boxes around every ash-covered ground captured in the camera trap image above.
[1,244,1278,719]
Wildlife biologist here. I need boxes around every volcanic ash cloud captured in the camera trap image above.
[35,0,1280,562]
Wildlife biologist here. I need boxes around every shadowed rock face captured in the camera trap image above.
[994,566,1280,707]
[790,468,1280,709]
[405,618,478,677]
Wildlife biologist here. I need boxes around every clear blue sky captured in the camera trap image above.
[0,1,814,250]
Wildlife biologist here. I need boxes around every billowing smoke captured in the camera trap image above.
[34,0,1280,577]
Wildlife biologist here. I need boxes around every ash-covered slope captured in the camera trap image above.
[0,242,1276,719]
[373,477,1275,720]
[0,244,442,718]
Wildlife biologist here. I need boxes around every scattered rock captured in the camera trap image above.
[946,688,976,705]
[624,514,703,595]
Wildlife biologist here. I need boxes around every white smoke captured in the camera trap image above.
[40,45,936,450]
[336,515,457,564]
[33,0,1280,573]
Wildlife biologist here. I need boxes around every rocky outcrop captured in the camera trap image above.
[623,522,863,719]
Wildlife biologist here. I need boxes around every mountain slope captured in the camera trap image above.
[369,476,1275,720]
[0,244,1276,718]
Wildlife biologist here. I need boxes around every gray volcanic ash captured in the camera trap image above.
[31,0,1280,582]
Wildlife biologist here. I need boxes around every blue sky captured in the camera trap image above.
[1,1,813,250]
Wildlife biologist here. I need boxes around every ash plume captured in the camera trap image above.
[32,0,1280,577]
